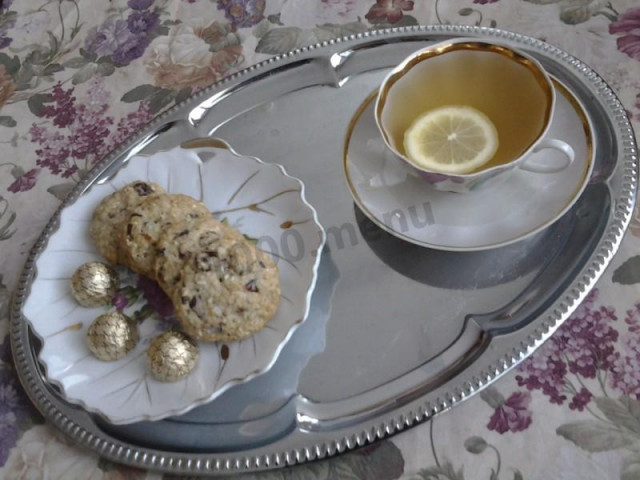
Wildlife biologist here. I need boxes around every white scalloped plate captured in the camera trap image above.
[23,143,325,424]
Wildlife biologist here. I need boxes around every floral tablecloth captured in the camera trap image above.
[1,0,640,478]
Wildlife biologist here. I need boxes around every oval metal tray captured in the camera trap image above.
[10,25,638,475]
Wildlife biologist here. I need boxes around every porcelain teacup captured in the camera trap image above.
[375,38,575,193]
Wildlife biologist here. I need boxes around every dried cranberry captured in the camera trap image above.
[133,182,153,196]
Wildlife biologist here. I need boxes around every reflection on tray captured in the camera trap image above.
[354,203,571,290]
[98,247,340,450]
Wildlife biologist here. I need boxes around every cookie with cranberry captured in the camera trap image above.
[121,194,211,277]
[89,181,165,265]
[171,234,280,342]
[153,217,227,293]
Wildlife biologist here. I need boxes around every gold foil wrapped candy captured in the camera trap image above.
[87,312,139,361]
[71,262,118,307]
[147,331,199,382]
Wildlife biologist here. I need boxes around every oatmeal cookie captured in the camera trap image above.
[153,217,227,293]
[89,181,165,264]
[121,194,211,276]
[171,234,280,342]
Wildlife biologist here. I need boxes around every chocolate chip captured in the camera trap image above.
[259,261,266,268]
[181,296,189,304]
[176,229,190,238]
[133,182,153,196]
[157,248,165,257]
[245,279,259,292]
[189,297,197,309]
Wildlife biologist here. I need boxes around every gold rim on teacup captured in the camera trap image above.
[374,39,576,193]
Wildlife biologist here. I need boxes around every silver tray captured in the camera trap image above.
[10,25,638,475]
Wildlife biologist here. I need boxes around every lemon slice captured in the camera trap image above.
[403,106,499,174]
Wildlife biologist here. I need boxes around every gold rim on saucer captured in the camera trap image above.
[343,77,593,251]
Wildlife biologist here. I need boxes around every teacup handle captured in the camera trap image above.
[520,139,575,174]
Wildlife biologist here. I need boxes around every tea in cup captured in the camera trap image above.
[375,38,575,193]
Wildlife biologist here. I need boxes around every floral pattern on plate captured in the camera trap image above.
[21,144,325,424]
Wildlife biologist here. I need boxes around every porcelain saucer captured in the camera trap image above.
[343,79,594,251]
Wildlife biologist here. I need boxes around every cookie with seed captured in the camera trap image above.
[89,181,165,265]
[172,235,280,342]
[121,194,211,277]
[153,217,228,294]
